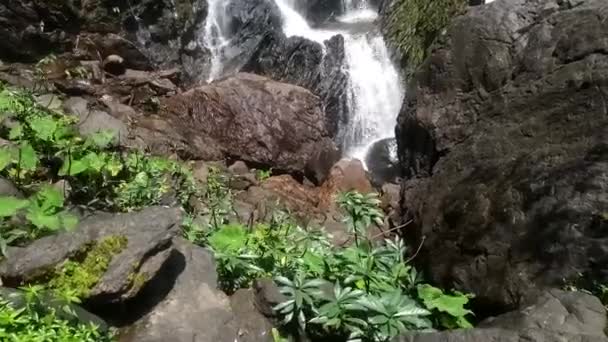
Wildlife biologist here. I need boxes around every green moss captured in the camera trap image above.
[48,235,128,298]
[384,0,467,71]
[127,271,150,293]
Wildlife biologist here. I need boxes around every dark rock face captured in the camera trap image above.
[396,290,608,342]
[0,0,209,83]
[365,138,401,186]
[396,0,608,310]
[157,73,340,183]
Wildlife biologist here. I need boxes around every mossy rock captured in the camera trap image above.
[48,235,128,299]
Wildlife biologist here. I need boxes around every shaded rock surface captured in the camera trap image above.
[396,290,608,342]
[396,0,608,310]
[155,73,339,183]
[120,238,238,342]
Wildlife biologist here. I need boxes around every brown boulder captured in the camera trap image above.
[318,158,373,211]
[156,73,339,183]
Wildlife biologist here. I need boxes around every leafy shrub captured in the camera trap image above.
[0,85,196,254]
[204,190,474,341]
[0,285,114,341]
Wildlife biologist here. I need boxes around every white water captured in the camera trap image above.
[273,0,403,162]
[202,0,404,164]
[202,0,231,82]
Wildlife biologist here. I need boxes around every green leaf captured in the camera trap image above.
[29,116,58,141]
[83,152,106,172]
[0,147,14,171]
[18,142,38,171]
[36,186,64,212]
[58,157,89,176]
[87,130,116,149]
[417,284,472,319]
[208,224,248,253]
[8,123,23,140]
[58,212,78,230]
[0,196,29,217]
[26,205,61,231]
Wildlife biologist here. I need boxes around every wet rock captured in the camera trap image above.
[103,54,126,76]
[35,94,63,111]
[396,0,608,309]
[252,278,286,320]
[0,207,182,304]
[121,238,238,342]
[157,73,339,182]
[365,138,401,186]
[396,290,608,342]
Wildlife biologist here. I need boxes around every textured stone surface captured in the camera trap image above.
[396,290,608,342]
[396,0,608,310]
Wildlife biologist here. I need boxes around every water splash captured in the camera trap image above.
[272,0,403,164]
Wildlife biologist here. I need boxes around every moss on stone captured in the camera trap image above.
[127,271,150,294]
[48,235,128,299]
[383,0,467,71]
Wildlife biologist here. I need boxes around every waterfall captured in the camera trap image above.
[273,0,403,163]
[201,0,404,165]
[202,0,231,82]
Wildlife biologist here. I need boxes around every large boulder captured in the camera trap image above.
[120,238,238,342]
[396,290,608,342]
[243,33,349,138]
[0,207,182,304]
[396,0,608,311]
[156,73,340,183]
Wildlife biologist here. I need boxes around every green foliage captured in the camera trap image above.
[48,236,128,299]
[0,86,197,253]
[256,168,272,182]
[384,0,467,70]
[417,285,473,329]
[205,166,233,230]
[0,186,77,256]
[0,286,114,341]
[337,192,383,247]
[202,190,474,341]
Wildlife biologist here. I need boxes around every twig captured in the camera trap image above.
[338,219,414,247]
[404,235,426,264]
[368,219,414,241]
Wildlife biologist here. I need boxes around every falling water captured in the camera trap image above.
[202,0,231,82]
[273,0,403,163]
[201,0,404,164]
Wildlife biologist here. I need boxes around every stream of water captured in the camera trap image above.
[203,0,404,164]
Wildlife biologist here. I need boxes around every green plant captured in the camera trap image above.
[0,186,77,256]
[274,274,326,331]
[48,235,128,299]
[417,285,473,329]
[337,192,383,247]
[353,291,431,341]
[0,287,114,341]
[309,283,368,338]
[256,168,272,182]
[384,0,467,71]
[205,167,232,230]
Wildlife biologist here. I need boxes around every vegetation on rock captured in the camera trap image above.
[48,235,128,299]
[383,0,467,70]
[0,285,113,341]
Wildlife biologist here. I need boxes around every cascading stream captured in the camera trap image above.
[273,0,403,164]
[203,0,404,165]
